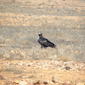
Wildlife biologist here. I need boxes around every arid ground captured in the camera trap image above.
[0,0,85,85]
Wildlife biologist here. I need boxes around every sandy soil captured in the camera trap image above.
[0,0,85,85]
[0,59,85,85]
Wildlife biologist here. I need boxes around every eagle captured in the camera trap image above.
[38,33,56,48]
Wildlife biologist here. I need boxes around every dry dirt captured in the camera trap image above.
[0,59,85,85]
[0,0,85,85]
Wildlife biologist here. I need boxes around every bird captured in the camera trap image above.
[38,33,56,48]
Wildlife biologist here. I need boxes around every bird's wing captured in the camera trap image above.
[38,38,48,45]
[46,39,56,46]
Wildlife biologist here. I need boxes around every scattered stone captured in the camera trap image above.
[33,80,40,85]
[51,77,56,83]
[43,81,48,85]
[28,64,31,67]
[12,82,19,85]
[64,66,71,70]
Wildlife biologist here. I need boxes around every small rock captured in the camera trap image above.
[52,77,56,83]
[33,80,40,85]
[12,82,19,85]
[65,66,71,70]
[51,76,62,83]
[28,64,31,67]
[43,81,48,85]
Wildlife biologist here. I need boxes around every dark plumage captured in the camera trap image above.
[38,33,56,48]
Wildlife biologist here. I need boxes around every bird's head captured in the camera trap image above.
[38,33,43,37]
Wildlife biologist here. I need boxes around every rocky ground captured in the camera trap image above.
[0,0,85,85]
[0,59,85,85]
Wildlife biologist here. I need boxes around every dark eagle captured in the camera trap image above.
[38,33,56,48]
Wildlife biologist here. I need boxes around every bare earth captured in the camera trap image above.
[0,59,85,85]
[0,0,85,85]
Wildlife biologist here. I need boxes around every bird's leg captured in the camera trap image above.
[41,45,44,48]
